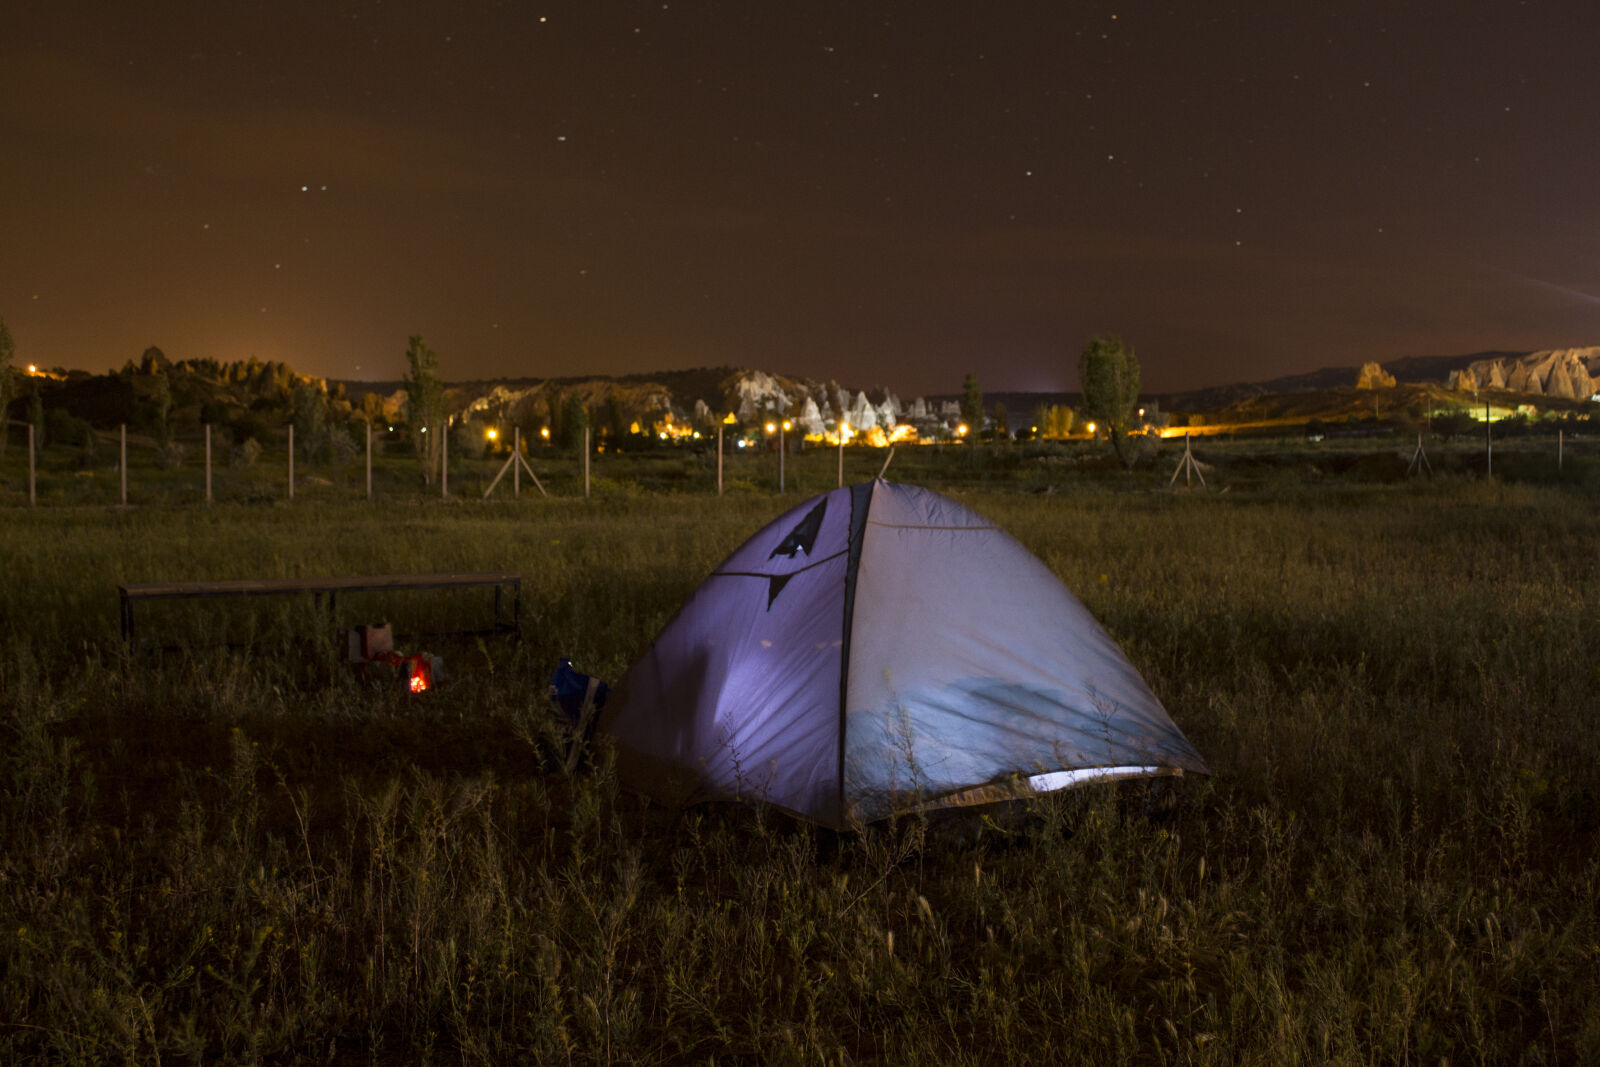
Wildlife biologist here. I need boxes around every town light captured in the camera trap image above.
[486,428,498,441]
[766,422,777,434]
[956,424,968,437]
[540,427,551,439]
[1086,422,1097,434]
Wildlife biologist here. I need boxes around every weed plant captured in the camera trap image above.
[2,478,1597,1062]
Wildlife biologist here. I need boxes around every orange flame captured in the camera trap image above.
[409,670,428,693]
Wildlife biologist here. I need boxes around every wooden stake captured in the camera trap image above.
[513,427,521,497]
[717,423,723,496]
[442,420,449,498]
[366,421,373,502]
[584,426,590,498]
[27,423,35,507]
[120,424,127,505]
[288,425,295,500]
[205,424,212,504]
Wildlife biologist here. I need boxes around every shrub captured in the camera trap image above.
[230,437,262,468]
[155,440,187,469]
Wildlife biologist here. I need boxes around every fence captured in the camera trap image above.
[3,419,1597,507]
[1,420,920,507]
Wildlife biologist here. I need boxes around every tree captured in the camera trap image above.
[291,380,329,459]
[1079,334,1142,469]
[151,366,173,446]
[1034,403,1076,439]
[403,334,446,485]
[959,372,983,437]
[0,315,14,455]
[559,393,590,452]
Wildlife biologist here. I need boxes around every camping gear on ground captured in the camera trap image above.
[599,479,1207,829]
[347,622,442,692]
[551,658,609,728]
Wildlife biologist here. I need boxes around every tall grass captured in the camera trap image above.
[2,479,1597,1062]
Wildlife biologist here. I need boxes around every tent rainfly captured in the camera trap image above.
[599,480,1207,828]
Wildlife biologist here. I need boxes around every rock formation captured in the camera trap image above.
[1450,347,1600,399]
[1355,361,1397,389]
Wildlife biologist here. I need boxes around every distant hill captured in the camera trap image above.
[17,347,1595,449]
[1160,351,1527,412]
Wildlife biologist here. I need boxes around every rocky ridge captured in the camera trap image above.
[1446,347,1600,400]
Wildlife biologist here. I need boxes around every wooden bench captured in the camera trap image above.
[118,572,521,646]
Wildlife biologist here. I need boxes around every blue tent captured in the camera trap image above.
[599,480,1206,828]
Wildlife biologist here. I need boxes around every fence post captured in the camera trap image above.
[120,424,127,505]
[366,421,373,502]
[584,426,591,498]
[1558,428,1563,473]
[717,423,723,496]
[442,422,449,499]
[1485,401,1491,478]
[205,424,212,504]
[778,421,785,493]
[27,423,36,506]
[289,425,295,500]
[514,427,521,497]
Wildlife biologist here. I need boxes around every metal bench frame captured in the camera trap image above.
[118,572,521,647]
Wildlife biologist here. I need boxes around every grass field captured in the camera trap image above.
[3,462,1598,1063]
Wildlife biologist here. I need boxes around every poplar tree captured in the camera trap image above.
[403,334,446,485]
[1079,333,1142,469]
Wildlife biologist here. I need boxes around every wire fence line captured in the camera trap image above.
[2,421,938,507]
[4,419,1599,508]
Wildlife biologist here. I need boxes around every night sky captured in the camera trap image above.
[5,1,1600,397]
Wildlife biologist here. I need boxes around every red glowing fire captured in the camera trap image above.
[409,669,429,693]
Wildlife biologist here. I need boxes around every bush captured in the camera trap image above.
[229,437,262,468]
[155,440,187,470]
[326,425,360,466]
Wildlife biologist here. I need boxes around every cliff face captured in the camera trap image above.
[1448,348,1600,399]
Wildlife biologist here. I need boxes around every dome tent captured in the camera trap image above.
[598,480,1206,829]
